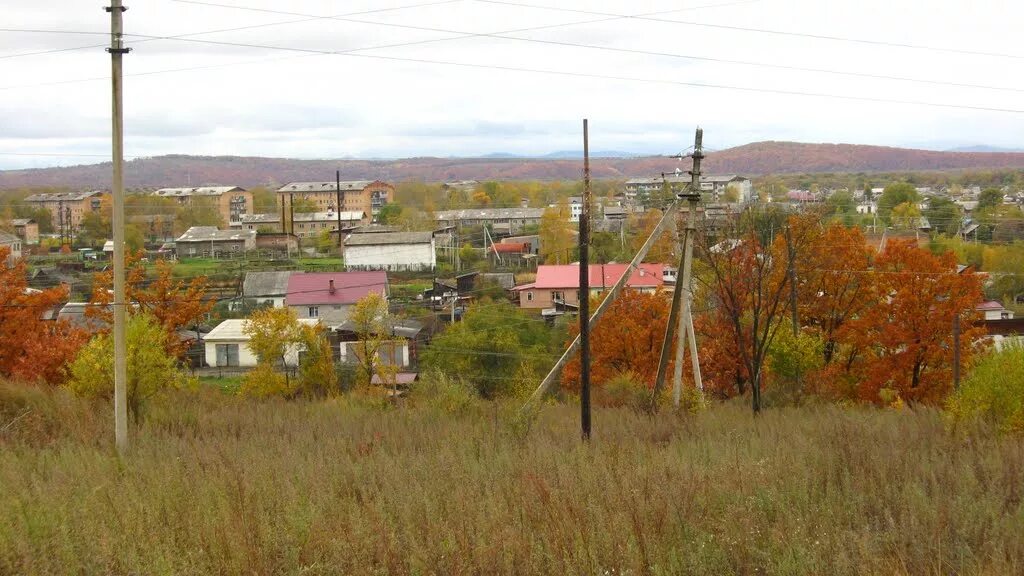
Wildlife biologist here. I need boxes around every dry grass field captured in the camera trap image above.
[1,382,1023,575]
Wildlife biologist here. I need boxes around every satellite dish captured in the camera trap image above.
[674,167,682,176]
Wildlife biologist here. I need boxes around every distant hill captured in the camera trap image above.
[945,145,1024,153]
[4,141,1024,190]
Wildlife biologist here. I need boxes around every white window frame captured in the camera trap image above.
[308,306,319,318]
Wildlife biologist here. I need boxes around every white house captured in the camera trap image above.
[344,231,436,271]
[203,318,320,368]
[0,231,22,266]
[977,300,1014,321]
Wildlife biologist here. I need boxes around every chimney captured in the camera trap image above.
[329,279,336,294]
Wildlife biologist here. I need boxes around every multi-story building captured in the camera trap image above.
[152,186,252,226]
[434,207,546,236]
[624,175,753,203]
[232,210,367,238]
[23,191,109,232]
[277,180,393,220]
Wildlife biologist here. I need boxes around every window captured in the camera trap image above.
[575,290,580,301]
[551,291,564,302]
[308,306,319,318]
[526,291,534,302]
[215,343,239,367]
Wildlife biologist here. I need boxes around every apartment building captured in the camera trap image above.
[277,180,393,220]
[23,191,109,232]
[152,186,252,226]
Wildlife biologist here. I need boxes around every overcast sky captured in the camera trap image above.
[2,0,1024,169]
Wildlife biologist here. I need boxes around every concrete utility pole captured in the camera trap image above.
[651,127,704,409]
[107,0,130,454]
[579,119,592,440]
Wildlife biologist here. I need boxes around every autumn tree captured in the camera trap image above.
[89,251,213,357]
[978,187,1004,211]
[630,209,675,264]
[539,199,574,264]
[877,182,919,225]
[66,313,189,420]
[240,307,336,397]
[347,293,399,390]
[0,247,88,384]
[699,216,793,413]
[562,290,672,399]
[175,197,224,232]
[846,240,984,404]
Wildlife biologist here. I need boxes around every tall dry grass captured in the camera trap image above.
[1,382,1022,575]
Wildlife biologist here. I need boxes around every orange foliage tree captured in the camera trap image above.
[0,247,88,384]
[693,309,748,399]
[562,290,671,394]
[845,240,985,404]
[88,251,213,357]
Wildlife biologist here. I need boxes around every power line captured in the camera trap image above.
[475,0,1024,61]
[169,0,1024,95]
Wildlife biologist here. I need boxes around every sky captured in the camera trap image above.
[2,0,1024,169]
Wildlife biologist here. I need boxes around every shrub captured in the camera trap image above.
[65,313,192,421]
[947,343,1024,433]
[239,364,292,398]
[413,371,477,414]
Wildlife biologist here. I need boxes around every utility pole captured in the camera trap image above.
[652,127,704,410]
[107,0,130,455]
[336,170,343,248]
[57,200,65,247]
[579,119,592,441]
[289,193,295,239]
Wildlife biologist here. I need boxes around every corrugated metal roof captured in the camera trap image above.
[24,190,106,202]
[533,264,664,289]
[243,271,296,297]
[11,218,34,225]
[277,181,381,193]
[434,208,545,221]
[242,211,365,224]
[0,231,20,244]
[286,271,388,306]
[176,226,256,242]
[344,231,433,246]
[205,318,319,341]
[153,186,244,197]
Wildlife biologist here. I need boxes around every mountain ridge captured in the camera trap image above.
[3,141,1024,189]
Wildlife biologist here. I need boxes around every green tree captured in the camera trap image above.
[77,211,111,248]
[539,199,574,264]
[249,186,277,213]
[240,307,336,397]
[377,202,402,224]
[826,190,855,216]
[923,197,963,235]
[66,313,190,421]
[978,188,1004,211]
[175,197,224,232]
[459,243,482,267]
[421,299,554,399]
[877,183,920,225]
[891,201,922,230]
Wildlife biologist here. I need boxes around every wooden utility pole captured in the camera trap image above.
[107,0,130,454]
[580,119,592,440]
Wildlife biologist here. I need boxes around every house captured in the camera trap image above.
[501,234,540,255]
[343,231,436,271]
[977,300,1014,321]
[174,226,256,258]
[489,241,531,267]
[204,318,319,368]
[11,219,39,244]
[286,271,389,325]
[254,232,299,256]
[277,180,392,219]
[0,231,22,266]
[23,190,109,232]
[568,196,584,222]
[152,186,252,226]
[603,206,627,220]
[513,263,665,310]
[234,210,367,237]
[434,208,545,236]
[700,175,753,202]
[55,302,107,333]
[242,271,296,307]
[333,317,426,370]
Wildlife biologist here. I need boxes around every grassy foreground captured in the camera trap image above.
[1,386,1023,575]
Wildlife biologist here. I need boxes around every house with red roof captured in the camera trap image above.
[513,263,664,310]
[286,271,389,326]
